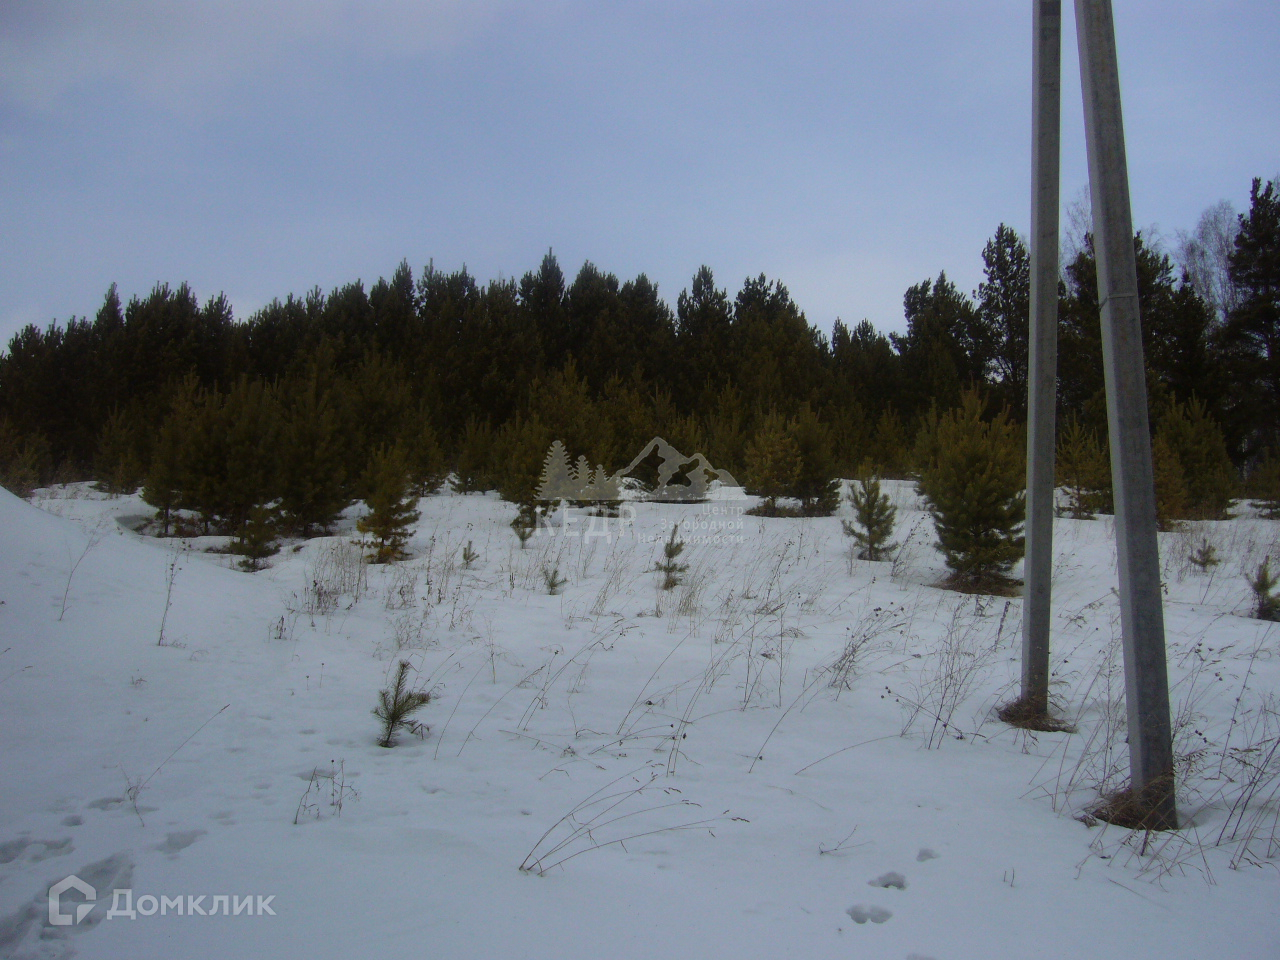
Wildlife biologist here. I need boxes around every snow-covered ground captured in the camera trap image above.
[2,481,1278,960]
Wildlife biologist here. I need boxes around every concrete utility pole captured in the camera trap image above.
[1074,0,1177,827]
[1020,0,1062,718]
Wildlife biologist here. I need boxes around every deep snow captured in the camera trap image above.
[1,481,1278,959]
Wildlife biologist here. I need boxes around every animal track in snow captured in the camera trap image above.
[29,838,74,862]
[0,837,74,864]
[846,904,893,924]
[155,829,206,856]
[0,852,133,959]
[0,839,29,864]
[869,871,907,890]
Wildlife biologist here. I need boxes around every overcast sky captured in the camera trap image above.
[2,1,1277,348]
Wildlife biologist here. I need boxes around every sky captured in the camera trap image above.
[1,1,1277,348]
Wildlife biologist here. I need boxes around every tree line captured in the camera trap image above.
[0,175,1276,537]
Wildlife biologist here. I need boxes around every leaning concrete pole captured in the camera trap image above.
[1020,0,1063,717]
[1075,0,1177,827]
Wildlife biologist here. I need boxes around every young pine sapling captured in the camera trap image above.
[1248,557,1279,622]
[237,504,279,571]
[374,660,432,747]
[511,503,538,549]
[842,476,898,562]
[542,564,568,596]
[1188,539,1220,572]
[655,523,688,591]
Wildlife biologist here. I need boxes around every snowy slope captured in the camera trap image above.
[1,483,1278,960]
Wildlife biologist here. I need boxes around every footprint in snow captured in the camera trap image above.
[869,871,907,890]
[0,839,30,864]
[0,852,133,959]
[916,847,939,862]
[846,904,893,924]
[0,837,74,864]
[29,838,74,862]
[155,829,206,857]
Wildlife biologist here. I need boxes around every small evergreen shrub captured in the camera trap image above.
[1151,431,1190,530]
[236,504,280,571]
[1247,452,1280,518]
[789,405,840,517]
[542,564,567,595]
[94,409,147,495]
[0,418,47,498]
[408,408,448,496]
[1188,539,1219,571]
[511,501,538,548]
[843,476,898,561]
[870,407,910,478]
[1055,413,1110,519]
[744,412,802,515]
[357,444,420,563]
[655,523,688,590]
[1156,397,1236,521]
[1248,558,1279,622]
[453,417,496,493]
[374,660,432,748]
[461,540,479,569]
[916,390,1025,588]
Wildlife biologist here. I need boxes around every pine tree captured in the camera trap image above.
[1247,557,1279,621]
[407,402,447,496]
[216,377,283,537]
[1222,177,1280,457]
[870,407,909,477]
[1155,396,1236,520]
[0,417,48,498]
[511,500,538,549]
[277,371,350,535]
[94,408,146,495]
[358,445,420,563]
[1151,430,1190,530]
[1188,540,1219,571]
[1248,452,1280,517]
[843,475,898,561]
[142,378,201,535]
[655,523,688,590]
[790,404,840,516]
[909,402,942,477]
[916,389,1025,586]
[1056,412,1111,518]
[744,411,801,515]
[236,503,279,571]
[374,660,432,747]
[453,417,495,493]
[494,415,553,504]
[975,224,1031,417]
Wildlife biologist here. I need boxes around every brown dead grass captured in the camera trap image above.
[997,696,1076,733]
